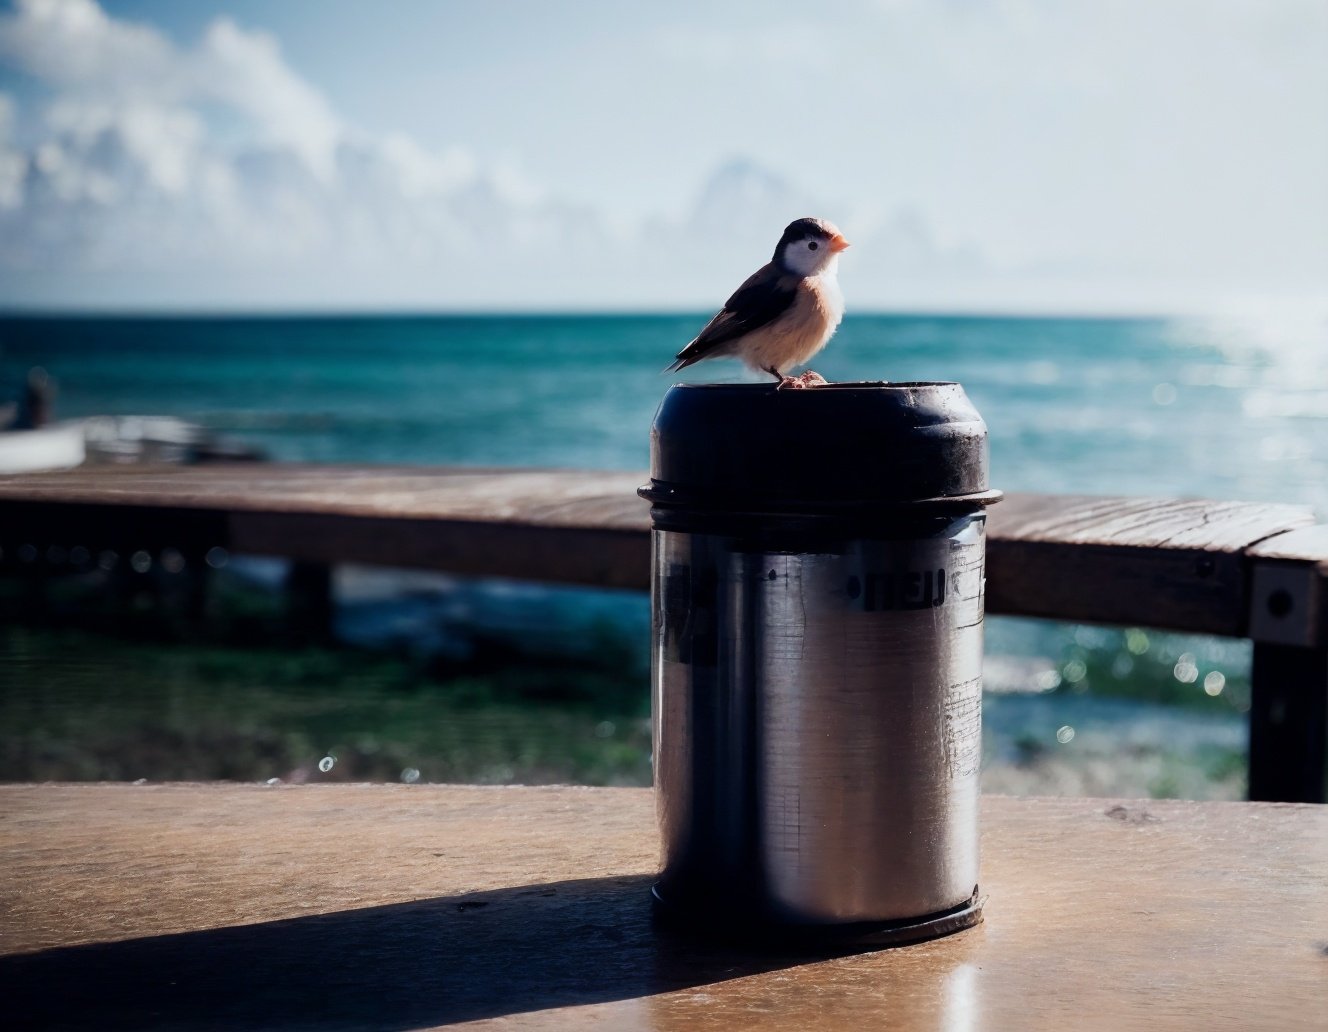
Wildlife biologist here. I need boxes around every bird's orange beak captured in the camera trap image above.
[829,234,851,253]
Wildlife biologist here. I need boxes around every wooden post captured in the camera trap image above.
[182,562,211,622]
[1248,644,1328,802]
[285,561,334,642]
[1246,529,1328,803]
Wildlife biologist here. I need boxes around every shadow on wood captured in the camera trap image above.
[0,873,927,1030]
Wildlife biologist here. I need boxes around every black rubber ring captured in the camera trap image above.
[650,884,985,952]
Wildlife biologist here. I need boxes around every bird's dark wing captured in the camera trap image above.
[668,263,800,371]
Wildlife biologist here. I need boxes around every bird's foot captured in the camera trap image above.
[776,370,829,389]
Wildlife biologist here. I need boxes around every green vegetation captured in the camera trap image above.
[1,623,652,785]
[0,570,1248,796]
[1041,624,1251,713]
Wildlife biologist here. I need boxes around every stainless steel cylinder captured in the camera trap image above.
[641,382,1000,944]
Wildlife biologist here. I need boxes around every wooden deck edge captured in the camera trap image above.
[229,510,652,591]
[0,468,1324,636]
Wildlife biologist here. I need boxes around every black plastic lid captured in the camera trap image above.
[640,381,1000,514]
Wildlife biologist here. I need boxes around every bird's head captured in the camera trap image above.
[773,217,850,277]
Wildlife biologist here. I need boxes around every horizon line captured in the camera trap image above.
[0,303,1226,323]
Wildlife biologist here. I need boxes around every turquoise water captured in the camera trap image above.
[2,313,1325,513]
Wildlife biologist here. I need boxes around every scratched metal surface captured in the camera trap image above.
[653,518,985,924]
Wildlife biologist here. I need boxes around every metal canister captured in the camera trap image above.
[639,382,1001,945]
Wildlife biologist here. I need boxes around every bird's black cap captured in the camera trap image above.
[641,381,1001,515]
[772,217,835,260]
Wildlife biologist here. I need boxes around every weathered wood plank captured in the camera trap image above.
[0,785,1323,1031]
[983,493,1317,634]
[0,465,656,590]
[986,492,1314,550]
[230,511,651,590]
[0,466,1319,633]
[1247,525,1328,566]
[0,464,649,527]
[0,467,1311,545]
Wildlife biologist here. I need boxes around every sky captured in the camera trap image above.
[0,0,1325,313]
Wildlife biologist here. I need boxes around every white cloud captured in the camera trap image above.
[377,134,477,200]
[195,17,341,181]
[0,0,1323,313]
[0,0,177,93]
[0,93,26,209]
[0,0,611,303]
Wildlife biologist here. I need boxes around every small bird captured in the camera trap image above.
[668,217,849,389]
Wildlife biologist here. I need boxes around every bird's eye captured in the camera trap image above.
[808,241,819,251]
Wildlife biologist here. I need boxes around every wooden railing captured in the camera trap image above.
[1,464,1324,801]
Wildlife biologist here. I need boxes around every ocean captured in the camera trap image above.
[2,312,1325,794]
[2,313,1324,514]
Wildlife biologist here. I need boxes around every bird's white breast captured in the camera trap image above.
[738,271,845,374]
